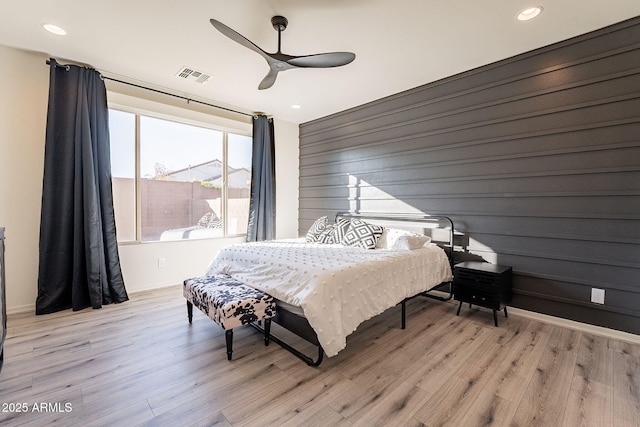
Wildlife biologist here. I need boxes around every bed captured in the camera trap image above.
[205,212,455,365]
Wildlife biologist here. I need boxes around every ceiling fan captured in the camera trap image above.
[210,16,356,90]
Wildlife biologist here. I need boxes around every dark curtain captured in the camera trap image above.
[246,115,276,242]
[36,59,128,314]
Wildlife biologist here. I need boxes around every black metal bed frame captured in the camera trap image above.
[251,212,456,366]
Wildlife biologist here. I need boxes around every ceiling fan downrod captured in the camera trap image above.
[271,15,288,53]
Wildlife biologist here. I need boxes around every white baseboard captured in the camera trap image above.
[6,283,180,316]
[508,307,640,345]
[7,304,34,316]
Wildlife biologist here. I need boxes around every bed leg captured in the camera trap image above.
[187,301,193,323]
[401,300,407,329]
[264,319,271,346]
[248,322,323,366]
[225,329,233,360]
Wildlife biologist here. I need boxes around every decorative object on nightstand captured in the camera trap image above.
[453,261,512,327]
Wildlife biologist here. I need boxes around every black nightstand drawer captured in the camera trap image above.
[454,286,501,307]
[456,268,503,288]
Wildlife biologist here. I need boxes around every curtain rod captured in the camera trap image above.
[46,59,255,118]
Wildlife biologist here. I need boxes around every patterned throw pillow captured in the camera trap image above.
[342,219,384,250]
[306,216,329,242]
[317,218,350,244]
[197,212,223,228]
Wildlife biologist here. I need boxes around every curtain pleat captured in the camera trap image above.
[36,59,128,314]
[246,115,276,242]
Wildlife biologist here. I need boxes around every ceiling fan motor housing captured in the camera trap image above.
[271,15,288,31]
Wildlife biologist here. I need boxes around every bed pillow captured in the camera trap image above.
[306,216,329,242]
[375,228,414,249]
[317,218,350,244]
[393,234,431,250]
[342,219,384,250]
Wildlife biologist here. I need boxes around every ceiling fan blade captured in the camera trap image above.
[258,69,279,90]
[288,52,356,68]
[210,19,270,61]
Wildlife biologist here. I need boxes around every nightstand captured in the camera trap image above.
[453,261,512,326]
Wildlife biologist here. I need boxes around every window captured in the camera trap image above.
[109,110,136,242]
[109,109,252,242]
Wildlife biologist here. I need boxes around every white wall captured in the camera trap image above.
[0,46,48,313]
[0,45,300,313]
[274,117,300,238]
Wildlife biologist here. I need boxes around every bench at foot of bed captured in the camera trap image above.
[183,274,276,360]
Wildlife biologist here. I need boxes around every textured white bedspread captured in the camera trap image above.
[206,240,452,357]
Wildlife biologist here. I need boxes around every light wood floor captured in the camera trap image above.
[1,285,638,427]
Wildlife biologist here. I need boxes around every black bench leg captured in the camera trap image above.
[187,301,193,323]
[264,319,271,346]
[225,329,233,361]
[504,306,508,318]
[456,301,462,316]
[493,309,498,327]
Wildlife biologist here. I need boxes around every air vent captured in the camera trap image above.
[175,67,211,84]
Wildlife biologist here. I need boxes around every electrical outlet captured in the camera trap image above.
[158,258,166,268]
[591,288,605,304]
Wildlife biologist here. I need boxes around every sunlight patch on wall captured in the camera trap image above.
[468,237,497,263]
[348,175,494,258]
[348,175,424,215]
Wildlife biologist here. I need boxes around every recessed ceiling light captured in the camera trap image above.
[42,23,67,36]
[291,104,302,109]
[517,6,543,21]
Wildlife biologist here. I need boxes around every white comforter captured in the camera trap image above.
[206,239,453,357]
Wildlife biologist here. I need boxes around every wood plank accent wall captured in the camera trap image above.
[298,17,640,335]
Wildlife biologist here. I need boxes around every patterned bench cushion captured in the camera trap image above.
[183,274,276,330]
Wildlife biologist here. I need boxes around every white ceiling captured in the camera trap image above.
[1,1,639,124]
